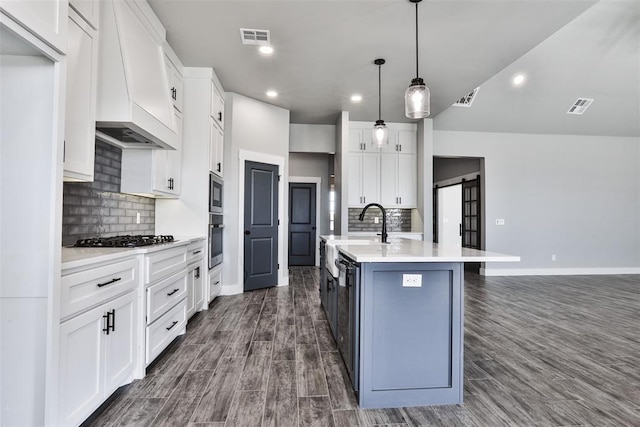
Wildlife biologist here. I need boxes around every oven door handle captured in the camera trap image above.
[212,224,224,228]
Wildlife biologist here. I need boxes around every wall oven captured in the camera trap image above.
[209,213,223,268]
[209,173,223,214]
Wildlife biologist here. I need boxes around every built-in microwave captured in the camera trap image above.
[209,213,223,269]
[209,173,223,214]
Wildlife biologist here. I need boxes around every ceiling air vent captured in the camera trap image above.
[453,87,480,107]
[240,28,270,45]
[567,98,593,115]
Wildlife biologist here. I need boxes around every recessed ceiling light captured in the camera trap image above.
[259,45,274,55]
[512,74,526,86]
[351,95,362,102]
[266,90,278,98]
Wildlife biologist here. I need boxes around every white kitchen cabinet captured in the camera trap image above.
[58,291,136,427]
[348,153,380,207]
[164,45,183,113]
[96,0,178,150]
[380,128,417,154]
[210,82,224,130]
[121,110,183,197]
[64,7,99,182]
[209,117,224,176]
[70,0,98,29]
[0,0,68,52]
[142,245,188,366]
[186,241,204,318]
[208,264,222,303]
[348,128,379,152]
[380,153,417,208]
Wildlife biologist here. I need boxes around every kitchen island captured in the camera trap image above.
[320,235,519,409]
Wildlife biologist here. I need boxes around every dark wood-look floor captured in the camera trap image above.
[83,268,640,426]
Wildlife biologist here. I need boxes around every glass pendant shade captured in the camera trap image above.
[373,120,389,147]
[405,77,430,119]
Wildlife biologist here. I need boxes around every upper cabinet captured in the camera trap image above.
[95,0,178,150]
[210,83,224,130]
[164,43,183,113]
[348,128,379,152]
[346,123,417,208]
[64,7,99,182]
[0,0,68,53]
[70,0,99,29]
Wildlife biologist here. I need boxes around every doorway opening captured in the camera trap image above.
[433,156,484,272]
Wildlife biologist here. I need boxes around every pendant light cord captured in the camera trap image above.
[415,1,419,78]
[378,63,382,121]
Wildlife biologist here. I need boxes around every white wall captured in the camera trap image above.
[290,124,335,153]
[288,153,331,236]
[416,119,433,240]
[223,93,290,292]
[434,130,640,275]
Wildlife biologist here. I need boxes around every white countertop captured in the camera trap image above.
[321,235,519,263]
[62,236,205,269]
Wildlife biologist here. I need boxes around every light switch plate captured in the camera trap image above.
[402,274,422,287]
[495,218,505,226]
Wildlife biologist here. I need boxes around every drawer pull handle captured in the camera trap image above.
[193,250,201,254]
[97,277,121,288]
[167,288,180,296]
[166,320,179,331]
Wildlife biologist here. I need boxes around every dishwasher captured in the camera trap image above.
[336,252,360,392]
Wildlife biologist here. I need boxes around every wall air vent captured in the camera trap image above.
[240,28,270,45]
[567,98,594,115]
[453,87,480,107]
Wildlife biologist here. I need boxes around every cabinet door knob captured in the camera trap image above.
[218,111,222,122]
[217,162,221,173]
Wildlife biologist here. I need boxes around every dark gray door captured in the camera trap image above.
[244,161,279,291]
[462,176,481,249]
[288,182,316,266]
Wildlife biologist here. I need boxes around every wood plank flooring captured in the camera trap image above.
[83,268,640,426]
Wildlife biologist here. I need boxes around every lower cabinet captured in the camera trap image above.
[186,261,203,318]
[58,291,136,427]
[208,265,222,303]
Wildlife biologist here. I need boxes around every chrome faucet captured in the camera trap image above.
[358,203,388,243]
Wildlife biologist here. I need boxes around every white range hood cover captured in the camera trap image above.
[96,0,177,150]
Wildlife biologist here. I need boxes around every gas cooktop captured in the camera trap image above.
[74,235,175,248]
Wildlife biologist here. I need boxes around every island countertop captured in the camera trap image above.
[320,235,519,263]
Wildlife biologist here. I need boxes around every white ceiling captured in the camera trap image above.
[148,0,639,137]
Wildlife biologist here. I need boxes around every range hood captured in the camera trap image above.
[96,0,178,150]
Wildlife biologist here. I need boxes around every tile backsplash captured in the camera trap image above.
[348,208,412,232]
[62,141,155,246]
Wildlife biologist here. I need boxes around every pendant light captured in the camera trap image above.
[405,0,430,119]
[373,58,389,147]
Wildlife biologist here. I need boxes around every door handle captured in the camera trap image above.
[245,230,251,235]
[311,226,316,230]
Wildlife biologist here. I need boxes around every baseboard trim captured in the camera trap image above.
[220,283,243,295]
[480,267,640,276]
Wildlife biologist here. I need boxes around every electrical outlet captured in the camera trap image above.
[495,218,505,226]
[374,216,379,224]
[402,274,422,287]
[551,254,556,261]
[136,212,141,224]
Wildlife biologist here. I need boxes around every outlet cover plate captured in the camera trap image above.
[402,274,422,287]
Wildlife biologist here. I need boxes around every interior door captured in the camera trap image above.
[288,182,316,266]
[244,161,279,291]
[462,177,481,249]
[437,184,462,247]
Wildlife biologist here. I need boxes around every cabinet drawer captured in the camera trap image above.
[61,258,138,319]
[146,270,187,324]
[186,241,204,264]
[145,247,187,284]
[209,266,222,301]
[146,299,186,364]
